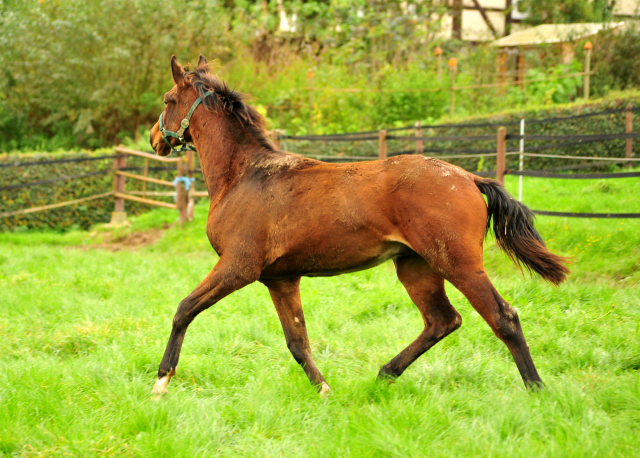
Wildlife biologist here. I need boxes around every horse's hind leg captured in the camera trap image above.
[263,278,331,395]
[449,268,543,389]
[378,255,462,380]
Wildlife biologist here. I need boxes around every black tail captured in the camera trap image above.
[474,176,569,285]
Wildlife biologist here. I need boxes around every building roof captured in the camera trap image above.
[490,22,625,47]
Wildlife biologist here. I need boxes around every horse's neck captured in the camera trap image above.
[191,113,265,197]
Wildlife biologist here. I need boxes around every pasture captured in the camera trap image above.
[1,174,639,457]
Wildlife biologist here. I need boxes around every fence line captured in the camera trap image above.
[2,105,638,222]
[0,192,114,219]
[0,154,120,169]
[109,146,194,227]
[387,134,495,142]
[282,104,639,218]
[532,210,640,219]
[508,170,640,179]
[522,152,640,161]
[0,170,110,192]
[507,132,640,141]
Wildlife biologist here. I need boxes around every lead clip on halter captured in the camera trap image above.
[158,90,214,154]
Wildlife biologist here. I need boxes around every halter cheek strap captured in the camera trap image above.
[159,90,215,153]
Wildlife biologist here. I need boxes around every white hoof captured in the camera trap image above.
[319,382,332,396]
[151,375,171,398]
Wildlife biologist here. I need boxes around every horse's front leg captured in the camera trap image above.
[262,278,331,395]
[152,256,259,396]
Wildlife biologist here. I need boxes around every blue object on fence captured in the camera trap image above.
[173,176,195,191]
[172,177,196,204]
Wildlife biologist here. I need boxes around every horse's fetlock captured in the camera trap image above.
[158,367,176,378]
[451,312,462,330]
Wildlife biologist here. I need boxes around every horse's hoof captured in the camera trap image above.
[376,370,397,385]
[151,375,171,398]
[319,382,332,397]
[525,380,545,391]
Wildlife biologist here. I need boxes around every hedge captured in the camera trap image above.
[285,93,640,173]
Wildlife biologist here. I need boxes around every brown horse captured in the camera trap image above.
[149,55,568,396]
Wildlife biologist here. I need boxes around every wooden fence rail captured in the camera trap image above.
[111,146,196,227]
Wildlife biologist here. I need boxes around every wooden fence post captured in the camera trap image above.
[435,47,443,82]
[186,149,196,221]
[415,121,423,155]
[142,158,149,199]
[176,158,187,228]
[627,103,633,168]
[584,41,592,101]
[378,130,387,160]
[496,126,507,186]
[109,152,127,225]
[448,58,457,116]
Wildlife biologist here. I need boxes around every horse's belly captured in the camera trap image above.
[261,240,412,279]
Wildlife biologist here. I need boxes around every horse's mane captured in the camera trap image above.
[184,67,275,151]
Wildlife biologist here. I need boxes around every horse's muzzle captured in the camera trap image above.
[149,121,171,156]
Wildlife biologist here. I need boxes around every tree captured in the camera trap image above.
[517,0,616,25]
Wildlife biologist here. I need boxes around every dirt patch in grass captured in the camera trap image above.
[77,225,170,251]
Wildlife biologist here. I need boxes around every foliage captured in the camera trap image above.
[0,181,639,454]
[524,62,582,105]
[592,24,640,97]
[4,0,636,152]
[517,0,616,25]
[0,0,452,150]
[0,0,233,150]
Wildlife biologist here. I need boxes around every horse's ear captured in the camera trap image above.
[197,55,208,69]
[171,55,185,86]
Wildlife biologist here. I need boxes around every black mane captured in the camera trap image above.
[184,67,275,151]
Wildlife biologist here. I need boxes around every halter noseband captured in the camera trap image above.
[158,90,214,153]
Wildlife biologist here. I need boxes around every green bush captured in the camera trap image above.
[286,92,640,173]
[592,25,640,97]
[4,0,626,152]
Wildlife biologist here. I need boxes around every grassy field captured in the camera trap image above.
[0,173,639,457]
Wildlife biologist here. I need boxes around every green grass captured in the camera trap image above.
[0,174,639,457]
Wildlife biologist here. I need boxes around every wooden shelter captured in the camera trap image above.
[489,22,624,86]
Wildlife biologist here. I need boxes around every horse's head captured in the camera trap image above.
[150,55,208,156]
[151,54,275,158]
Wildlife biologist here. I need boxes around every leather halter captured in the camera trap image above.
[158,90,214,153]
